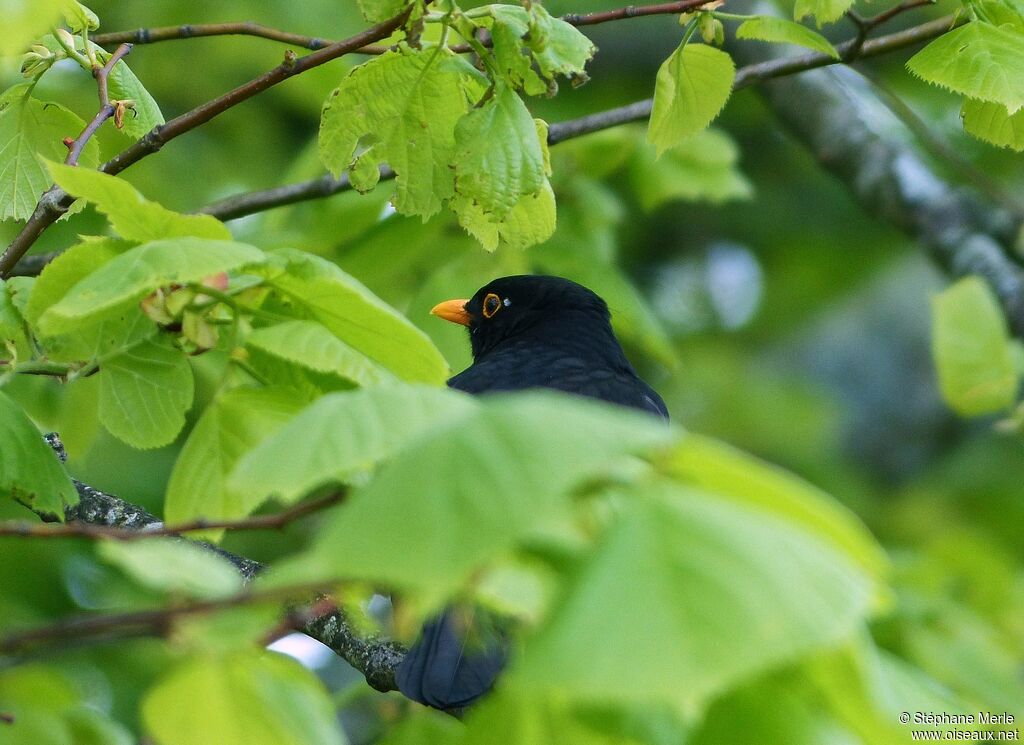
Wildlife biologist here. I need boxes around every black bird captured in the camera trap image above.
[395,275,669,711]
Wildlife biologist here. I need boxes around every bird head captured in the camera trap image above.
[431,275,614,360]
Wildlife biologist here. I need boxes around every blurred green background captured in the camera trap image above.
[1,0,1022,741]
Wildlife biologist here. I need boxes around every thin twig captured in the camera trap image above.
[197,15,958,222]
[861,0,936,30]
[90,1,720,54]
[28,434,405,689]
[0,10,411,279]
[0,581,335,655]
[64,43,133,166]
[564,0,718,25]
[0,491,344,540]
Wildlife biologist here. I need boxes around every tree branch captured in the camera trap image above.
[90,21,387,54]
[0,10,411,279]
[197,15,960,223]
[0,491,343,540]
[22,434,405,690]
[0,582,334,656]
[88,1,720,54]
[729,14,1024,334]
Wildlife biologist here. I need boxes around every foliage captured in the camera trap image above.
[0,1,1021,744]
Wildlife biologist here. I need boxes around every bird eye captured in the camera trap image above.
[482,293,502,319]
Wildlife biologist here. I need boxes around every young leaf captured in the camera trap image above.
[165,386,308,530]
[648,43,735,155]
[490,6,549,95]
[98,336,195,448]
[527,5,597,84]
[0,391,78,516]
[246,320,389,387]
[310,392,674,600]
[629,129,753,211]
[0,84,99,221]
[453,179,557,251]
[62,2,100,33]
[142,652,346,745]
[931,276,1019,416]
[454,84,547,218]
[508,481,873,714]
[793,0,856,26]
[267,250,449,384]
[907,22,1024,114]
[228,384,477,505]
[102,51,165,139]
[39,237,264,334]
[46,161,230,242]
[98,538,243,599]
[962,97,1024,151]
[736,17,840,59]
[319,47,481,218]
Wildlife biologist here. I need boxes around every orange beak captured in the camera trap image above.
[430,299,472,326]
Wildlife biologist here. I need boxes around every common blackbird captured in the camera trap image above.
[395,275,668,711]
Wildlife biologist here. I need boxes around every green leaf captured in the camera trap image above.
[454,84,546,217]
[46,161,229,241]
[246,320,389,387]
[0,85,99,221]
[931,276,1019,416]
[454,179,557,251]
[64,709,133,745]
[648,43,735,155]
[962,97,1024,150]
[907,22,1024,114]
[0,279,31,360]
[968,0,1024,29]
[98,336,194,448]
[508,481,873,713]
[62,2,100,32]
[24,236,154,362]
[489,6,549,95]
[457,691,650,745]
[0,391,78,515]
[228,384,476,505]
[101,50,165,139]
[267,250,449,384]
[39,237,264,335]
[0,0,65,56]
[736,17,840,59]
[355,0,408,22]
[527,5,597,84]
[98,538,243,599]
[319,46,480,218]
[142,651,346,745]
[663,434,888,579]
[165,386,307,529]
[793,0,856,26]
[311,393,673,601]
[629,129,753,211]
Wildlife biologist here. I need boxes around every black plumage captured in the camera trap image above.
[396,275,668,711]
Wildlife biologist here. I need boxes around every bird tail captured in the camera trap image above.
[395,608,507,712]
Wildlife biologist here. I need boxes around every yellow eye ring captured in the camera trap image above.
[482,293,502,319]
